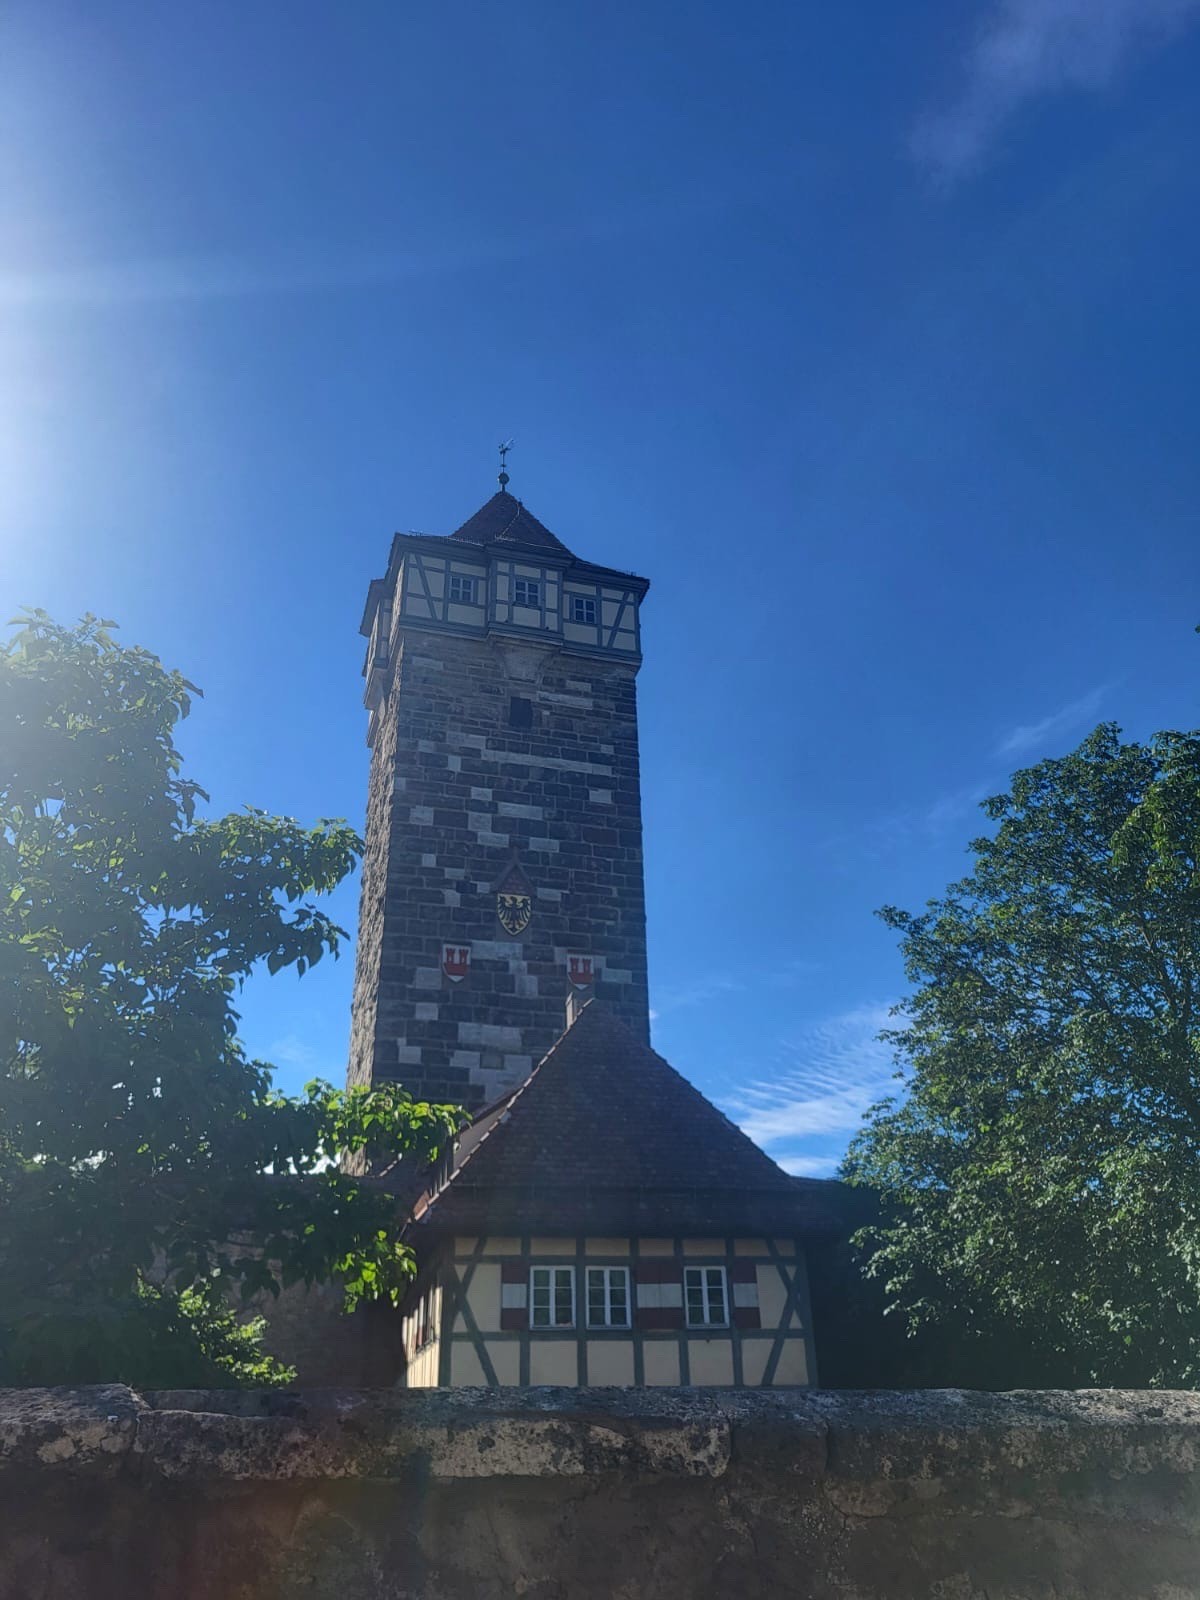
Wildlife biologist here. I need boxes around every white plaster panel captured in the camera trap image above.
[740,1340,770,1388]
[770,1340,810,1386]
[468,1264,501,1333]
[642,1342,681,1386]
[687,1340,734,1387]
[529,1341,577,1385]
[587,1342,635,1385]
[487,1340,520,1386]
[450,1342,486,1386]
[636,1283,683,1310]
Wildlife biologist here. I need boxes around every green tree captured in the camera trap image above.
[847,724,1200,1388]
[0,612,462,1386]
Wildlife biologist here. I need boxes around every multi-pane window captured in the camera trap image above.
[684,1266,728,1328]
[513,577,541,608]
[530,1265,575,1328]
[448,573,477,604]
[586,1266,631,1328]
[570,594,598,624]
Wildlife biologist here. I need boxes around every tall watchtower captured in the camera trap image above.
[347,483,651,1110]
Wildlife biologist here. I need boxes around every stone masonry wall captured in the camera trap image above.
[4,1385,1200,1599]
[348,626,649,1110]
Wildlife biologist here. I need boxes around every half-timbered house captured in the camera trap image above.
[397,998,845,1388]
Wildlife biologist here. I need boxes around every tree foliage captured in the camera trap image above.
[847,724,1200,1387]
[0,612,463,1386]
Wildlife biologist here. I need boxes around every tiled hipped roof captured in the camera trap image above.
[449,490,574,555]
[409,1003,850,1240]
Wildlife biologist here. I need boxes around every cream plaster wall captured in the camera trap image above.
[529,1342,578,1386]
[689,1340,735,1386]
[586,1342,636,1385]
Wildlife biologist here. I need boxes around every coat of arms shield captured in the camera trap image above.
[442,943,471,982]
[494,857,533,937]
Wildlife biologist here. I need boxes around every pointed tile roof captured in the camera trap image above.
[408,1003,849,1239]
[449,490,574,556]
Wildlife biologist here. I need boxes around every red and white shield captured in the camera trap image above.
[567,953,595,989]
[442,943,471,983]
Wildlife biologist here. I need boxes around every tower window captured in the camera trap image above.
[570,595,598,624]
[509,695,533,729]
[530,1265,575,1328]
[513,577,541,608]
[684,1266,729,1328]
[448,573,477,604]
[586,1266,631,1328]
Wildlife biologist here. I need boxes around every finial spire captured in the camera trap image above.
[498,438,514,492]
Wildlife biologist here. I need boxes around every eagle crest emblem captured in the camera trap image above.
[495,857,533,937]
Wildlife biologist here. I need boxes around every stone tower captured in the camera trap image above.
[347,485,651,1110]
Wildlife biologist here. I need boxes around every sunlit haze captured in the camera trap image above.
[4,0,1198,1177]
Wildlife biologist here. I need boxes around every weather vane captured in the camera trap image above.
[498,438,514,491]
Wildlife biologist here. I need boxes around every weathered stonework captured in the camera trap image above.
[4,1385,1200,1599]
[348,508,650,1110]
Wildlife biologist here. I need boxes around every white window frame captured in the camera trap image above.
[570,594,598,625]
[448,573,477,604]
[684,1265,729,1328]
[529,1265,575,1329]
[585,1266,631,1329]
[513,576,541,609]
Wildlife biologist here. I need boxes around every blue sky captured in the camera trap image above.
[3,0,1198,1178]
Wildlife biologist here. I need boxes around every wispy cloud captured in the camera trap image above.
[913,0,1200,183]
[653,973,744,1017]
[776,1153,843,1178]
[268,1033,319,1067]
[995,684,1107,756]
[726,1003,901,1159]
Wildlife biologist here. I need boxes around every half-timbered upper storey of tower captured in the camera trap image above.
[360,489,650,722]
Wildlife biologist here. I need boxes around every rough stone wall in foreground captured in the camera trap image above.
[4,1385,1200,1600]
